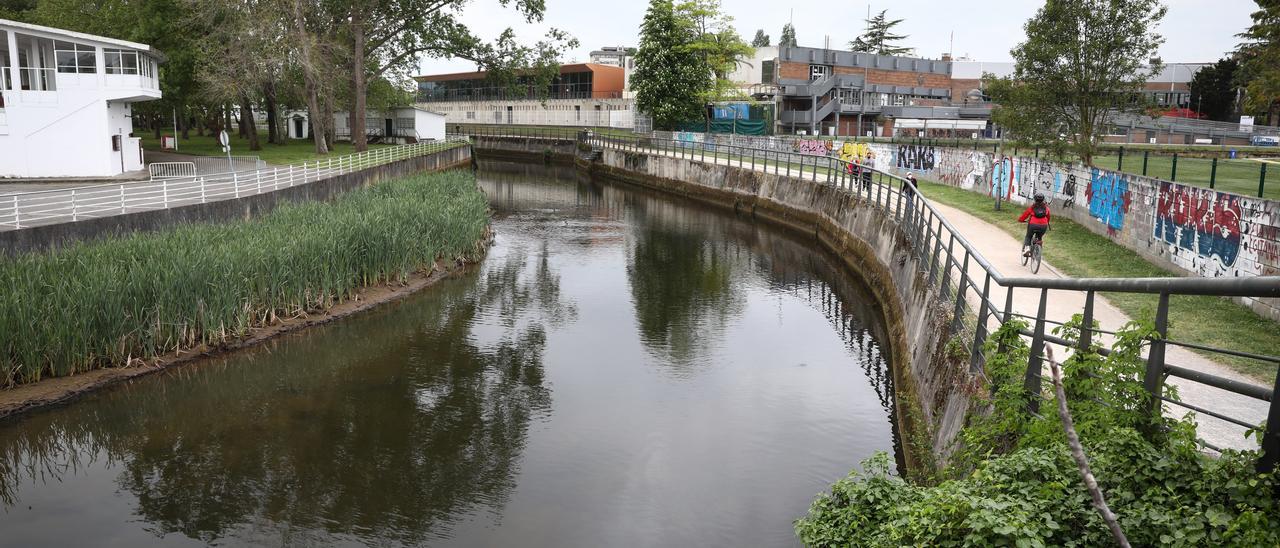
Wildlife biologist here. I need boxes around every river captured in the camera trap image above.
[0,162,898,547]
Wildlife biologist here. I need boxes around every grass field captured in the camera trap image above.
[141,132,394,165]
[1092,153,1274,199]
[914,177,1280,381]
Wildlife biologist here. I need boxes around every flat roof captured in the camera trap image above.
[0,18,165,61]
[415,63,621,82]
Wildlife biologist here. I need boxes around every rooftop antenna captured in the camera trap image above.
[949,31,954,58]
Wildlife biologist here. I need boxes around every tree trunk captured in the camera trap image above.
[153,108,162,139]
[264,81,281,145]
[179,107,190,140]
[323,94,337,148]
[224,104,233,138]
[240,96,262,151]
[350,6,369,152]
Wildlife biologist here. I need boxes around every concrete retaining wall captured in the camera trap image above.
[660,131,1280,321]
[471,136,578,165]
[581,147,971,473]
[0,146,472,256]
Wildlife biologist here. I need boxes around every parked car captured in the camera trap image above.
[1250,135,1280,147]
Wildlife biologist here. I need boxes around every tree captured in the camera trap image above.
[848,10,912,56]
[751,29,770,47]
[1189,59,1241,121]
[632,0,707,130]
[778,23,797,47]
[678,0,752,129]
[982,0,1166,164]
[1236,0,1280,125]
[333,0,576,152]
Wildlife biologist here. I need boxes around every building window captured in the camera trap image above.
[54,41,96,74]
[838,89,860,105]
[891,94,905,106]
[761,60,775,84]
[103,49,140,75]
[466,111,475,120]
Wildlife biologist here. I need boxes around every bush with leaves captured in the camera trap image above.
[796,318,1280,547]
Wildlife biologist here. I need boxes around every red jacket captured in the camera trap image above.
[1018,203,1051,226]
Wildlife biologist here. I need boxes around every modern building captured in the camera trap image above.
[589,46,636,92]
[0,18,162,178]
[332,107,447,143]
[414,63,637,128]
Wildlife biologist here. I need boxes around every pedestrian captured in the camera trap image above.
[901,172,918,227]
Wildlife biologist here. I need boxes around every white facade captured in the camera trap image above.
[422,98,637,128]
[332,106,447,143]
[0,19,162,178]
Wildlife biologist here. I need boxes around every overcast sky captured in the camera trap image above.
[418,0,1255,76]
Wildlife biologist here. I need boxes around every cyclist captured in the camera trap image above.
[1018,193,1051,257]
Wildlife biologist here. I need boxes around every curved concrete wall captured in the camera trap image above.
[579,148,970,472]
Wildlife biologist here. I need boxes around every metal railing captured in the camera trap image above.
[570,130,1280,473]
[147,162,196,179]
[0,136,469,231]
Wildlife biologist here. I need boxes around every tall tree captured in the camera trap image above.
[849,10,912,56]
[1189,59,1241,121]
[1236,0,1280,125]
[632,0,707,130]
[678,0,752,129]
[982,0,1166,164]
[750,29,770,47]
[334,0,575,152]
[778,22,797,47]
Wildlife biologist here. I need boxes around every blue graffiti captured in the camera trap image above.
[1087,169,1130,232]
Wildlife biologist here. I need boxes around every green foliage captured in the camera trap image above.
[632,0,710,130]
[983,0,1167,164]
[751,29,770,47]
[848,10,912,56]
[796,319,1280,547]
[1189,58,1242,122]
[1237,0,1280,121]
[779,23,797,48]
[0,170,490,386]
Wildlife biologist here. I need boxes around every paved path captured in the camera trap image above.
[612,139,1268,451]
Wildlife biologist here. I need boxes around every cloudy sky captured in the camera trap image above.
[418,0,1256,76]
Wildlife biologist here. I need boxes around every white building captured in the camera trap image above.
[332,106,447,144]
[425,98,637,129]
[0,19,162,178]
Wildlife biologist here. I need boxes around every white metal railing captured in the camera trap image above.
[0,136,470,231]
[148,162,196,179]
[192,155,265,175]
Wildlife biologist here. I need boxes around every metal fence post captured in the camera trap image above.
[941,236,955,299]
[199,178,206,203]
[1142,151,1149,176]
[1210,158,1218,189]
[70,189,78,221]
[12,195,20,229]
[1260,163,1267,198]
[970,274,992,373]
[119,185,126,214]
[951,250,971,335]
[1143,292,1171,429]
[1080,290,1095,351]
[1025,288,1050,415]
[1260,373,1280,473]
[1171,153,1178,181]
[1118,147,1125,171]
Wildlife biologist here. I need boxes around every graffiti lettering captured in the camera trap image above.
[896,145,935,171]
[1086,169,1131,234]
[1153,182,1242,269]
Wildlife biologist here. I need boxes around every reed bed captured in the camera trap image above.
[0,170,490,386]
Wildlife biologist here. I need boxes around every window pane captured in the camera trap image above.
[56,51,77,73]
[76,52,95,73]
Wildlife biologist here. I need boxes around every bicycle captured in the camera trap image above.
[1021,230,1044,274]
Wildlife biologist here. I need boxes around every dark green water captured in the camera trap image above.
[0,162,896,547]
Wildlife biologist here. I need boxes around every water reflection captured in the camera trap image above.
[0,161,896,547]
[0,245,570,546]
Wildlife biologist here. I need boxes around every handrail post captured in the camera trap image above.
[951,250,970,335]
[1143,292,1171,430]
[71,189,78,221]
[997,285,1015,354]
[941,235,956,299]
[1025,288,1050,415]
[1080,290,1096,351]
[119,185,126,214]
[12,194,20,229]
[199,177,206,203]
[1259,372,1280,473]
[970,274,992,373]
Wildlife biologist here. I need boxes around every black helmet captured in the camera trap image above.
[1034,193,1045,203]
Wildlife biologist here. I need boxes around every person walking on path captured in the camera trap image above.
[1018,193,1051,256]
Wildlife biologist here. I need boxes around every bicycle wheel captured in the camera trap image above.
[1021,244,1030,266]
[1030,244,1042,274]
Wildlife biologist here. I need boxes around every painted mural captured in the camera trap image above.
[1153,182,1246,276]
[1084,169,1131,234]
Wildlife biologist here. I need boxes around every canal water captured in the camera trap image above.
[0,162,897,547]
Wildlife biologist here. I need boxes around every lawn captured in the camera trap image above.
[914,177,1280,381]
[1092,153,1275,199]
[140,132,395,165]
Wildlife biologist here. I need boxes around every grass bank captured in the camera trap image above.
[0,170,490,386]
[915,177,1280,380]
[140,132,394,164]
